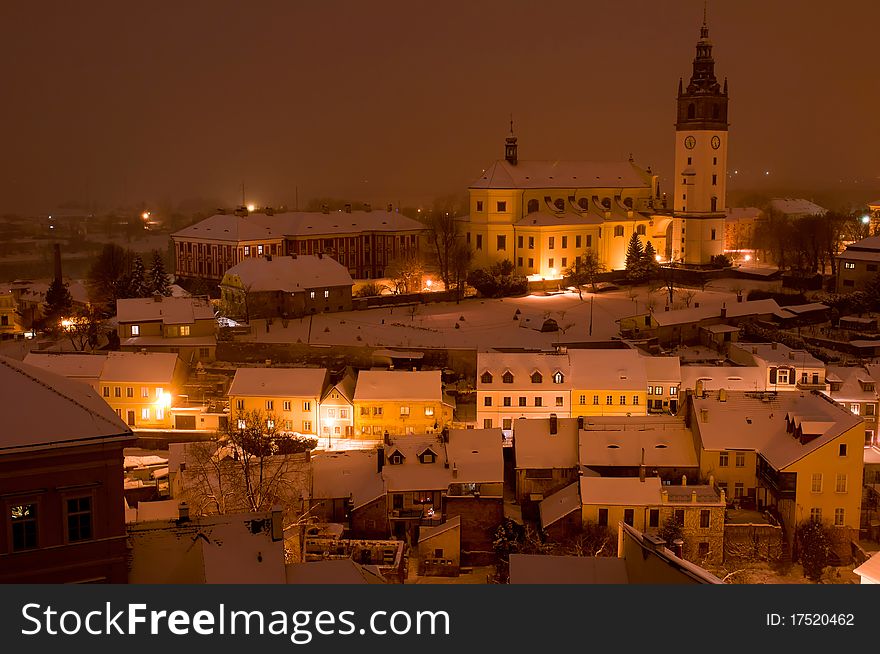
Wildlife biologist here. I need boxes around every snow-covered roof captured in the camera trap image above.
[539,482,581,528]
[651,299,781,327]
[471,159,652,190]
[354,370,442,402]
[23,352,107,381]
[692,392,862,469]
[579,422,697,469]
[173,210,424,243]
[222,254,353,292]
[0,356,132,451]
[513,417,579,469]
[100,351,182,384]
[730,342,824,368]
[579,475,662,506]
[117,296,215,325]
[444,428,504,484]
[228,367,328,398]
[777,303,829,316]
[477,349,571,388]
[515,211,604,227]
[641,356,681,383]
[569,348,646,390]
[680,366,766,393]
[821,366,877,403]
[418,515,461,543]
[311,449,385,509]
[726,207,762,220]
[854,551,880,584]
[768,198,826,216]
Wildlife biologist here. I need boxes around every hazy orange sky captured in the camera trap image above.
[1,0,877,214]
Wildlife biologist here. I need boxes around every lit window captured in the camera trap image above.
[267,419,274,429]
[156,408,164,420]
[244,246,250,256]
[131,325,139,336]
[400,406,410,416]
[156,387,163,398]
[851,403,860,415]
[425,406,434,416]
[236,399,244,410]
[553,371,564,384]
[257,245,264,255]
[10,504,38,551]
[237,419,246,429]
[142,408,150,420]
[310,291,315,300]
[556,396,564,407]
[844,262,856,270]
[180,325,190,336]
[324,290,329,299]
[302,421,312,431]
[303,401,311,411]
[266,400,274,411]
[669,386,678,395]
[283,401,291,411]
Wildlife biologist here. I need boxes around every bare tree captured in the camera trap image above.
[565,250,605,298]
[386,254,424,294]
[679,288,698,308]
[63,306,102,351]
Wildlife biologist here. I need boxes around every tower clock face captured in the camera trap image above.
[711,135,721,149]
[684,136,696,149]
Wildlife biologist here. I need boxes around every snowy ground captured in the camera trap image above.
[239,282,759,351]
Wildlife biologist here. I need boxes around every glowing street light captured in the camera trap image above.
[655,254,662,262]
[156,392,173,409]
[744,254,752,262]
[548,267,557,278]
[862,215,871,225]
[247,204,256,212]
[142,211,151,221]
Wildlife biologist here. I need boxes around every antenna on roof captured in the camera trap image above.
[509,113,514,135]
[241,182,246,206]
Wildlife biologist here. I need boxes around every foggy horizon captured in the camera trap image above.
[2,0,878,215]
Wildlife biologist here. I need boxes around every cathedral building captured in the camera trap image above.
[460,15,728,274]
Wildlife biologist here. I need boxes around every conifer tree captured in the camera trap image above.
[148,251,171,296]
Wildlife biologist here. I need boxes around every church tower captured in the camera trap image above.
[673,11,728,265]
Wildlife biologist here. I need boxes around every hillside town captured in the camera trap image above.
[2,11,880,588]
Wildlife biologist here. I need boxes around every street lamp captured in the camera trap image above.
[247,204,256,212]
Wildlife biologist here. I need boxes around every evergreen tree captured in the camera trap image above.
[127,255,148,298]
[43,278,73,329]
[642,241,661,281]
[625,233,649,283]
[797,520,832,582]
[148,250,171,296]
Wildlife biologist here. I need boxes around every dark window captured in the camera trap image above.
[481,372,493,384]
[67,497,93,542]
[476,201,483,212]
[687,103,695,119]
[674,509,685,525]
[598,508,608,527]
[497,201,507,212]
[518,397,527,407]
[502,371,514,384]
[392,494,403,510]
[531,372,543,384]
[11,503,38,551]
[839,444,847,457]
[497,235,506,251]
[698,542,710,558]
[476,235,483,250]
[649,509,659,528]
[700,510,710,529]
[518,236,523,248]
[623,509,634,526]
[527,199,539,213]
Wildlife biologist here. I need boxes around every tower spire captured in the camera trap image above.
[504,115,518,165]
[701,0,709,38]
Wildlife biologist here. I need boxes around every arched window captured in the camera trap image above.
[614,225,624,237]
[687,103,696,119]
[527,199,539,214]
[578,198,589,210]
[554,198,565,212]
[502,371,514,384]
[623,197,633,209]
[480,371,493,384]
[602,197,612,210]
[553,371,564,384]
[531,371,543,384]
[636,225,646,236]
[711,196,718,212]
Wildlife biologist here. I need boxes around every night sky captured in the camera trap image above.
[1,0,877,214]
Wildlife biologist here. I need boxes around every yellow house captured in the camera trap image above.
[227,367,328,436]
[353,370,453,439]
[117,295,217,364]
[0,287,22,336]
[99,351,188,429]
[569,349,648,417]
[691,391,865,561]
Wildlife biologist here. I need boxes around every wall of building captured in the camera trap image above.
[229,394,320,435]
[444,495,504,565]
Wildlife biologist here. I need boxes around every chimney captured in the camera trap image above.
[709,474,714,487]
[344,203,352,213]
[771,342,778,350]
[364,203,372,212]
[720,303,727,319]
[53,243,62,283]
[719,388,727,402]
[682,475,688,486]
[549,414,558,435]
[153,293,163,302]
[387,203,393,212]
[377,446,385,473]
[661,489,669,504]
[177,502,190,522]
[577,415,584,430]
[264,207,274,216]
[672,538,684,558]
[691,490,698,504]
[321,204,330,214]
[452,463,458,479]
[699,408,709,423]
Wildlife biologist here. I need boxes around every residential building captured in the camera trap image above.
[117,295,217,363]
[643,356,681,414]
[0,356,134,583]
[680,365,766,395]
[619,299,781,347]
[728,342,826,392]
[854,551,880,584]
[127,507,286,583]
[319,368,357,442]
[767,197,827,220]
[476,348,572,433]
[220,253,353,320]
[570,349,648,417]
[0,286,22,336]
[227,367,328,436]
[691,391,864,560]
[99,351,188,429]
[724,206,761,258]
[837,235,880,292]
[353,370,453,439]
[172,206,425,282]
[823,365,879,446]
[310,449,387,539]
[417,516,461,577]
[512,416,579,505]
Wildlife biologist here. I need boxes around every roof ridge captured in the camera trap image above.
[0,357,129,434]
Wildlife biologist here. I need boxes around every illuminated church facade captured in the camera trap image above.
[461,16,728,276]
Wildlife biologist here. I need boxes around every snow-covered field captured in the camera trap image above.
[239,280,769,350]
